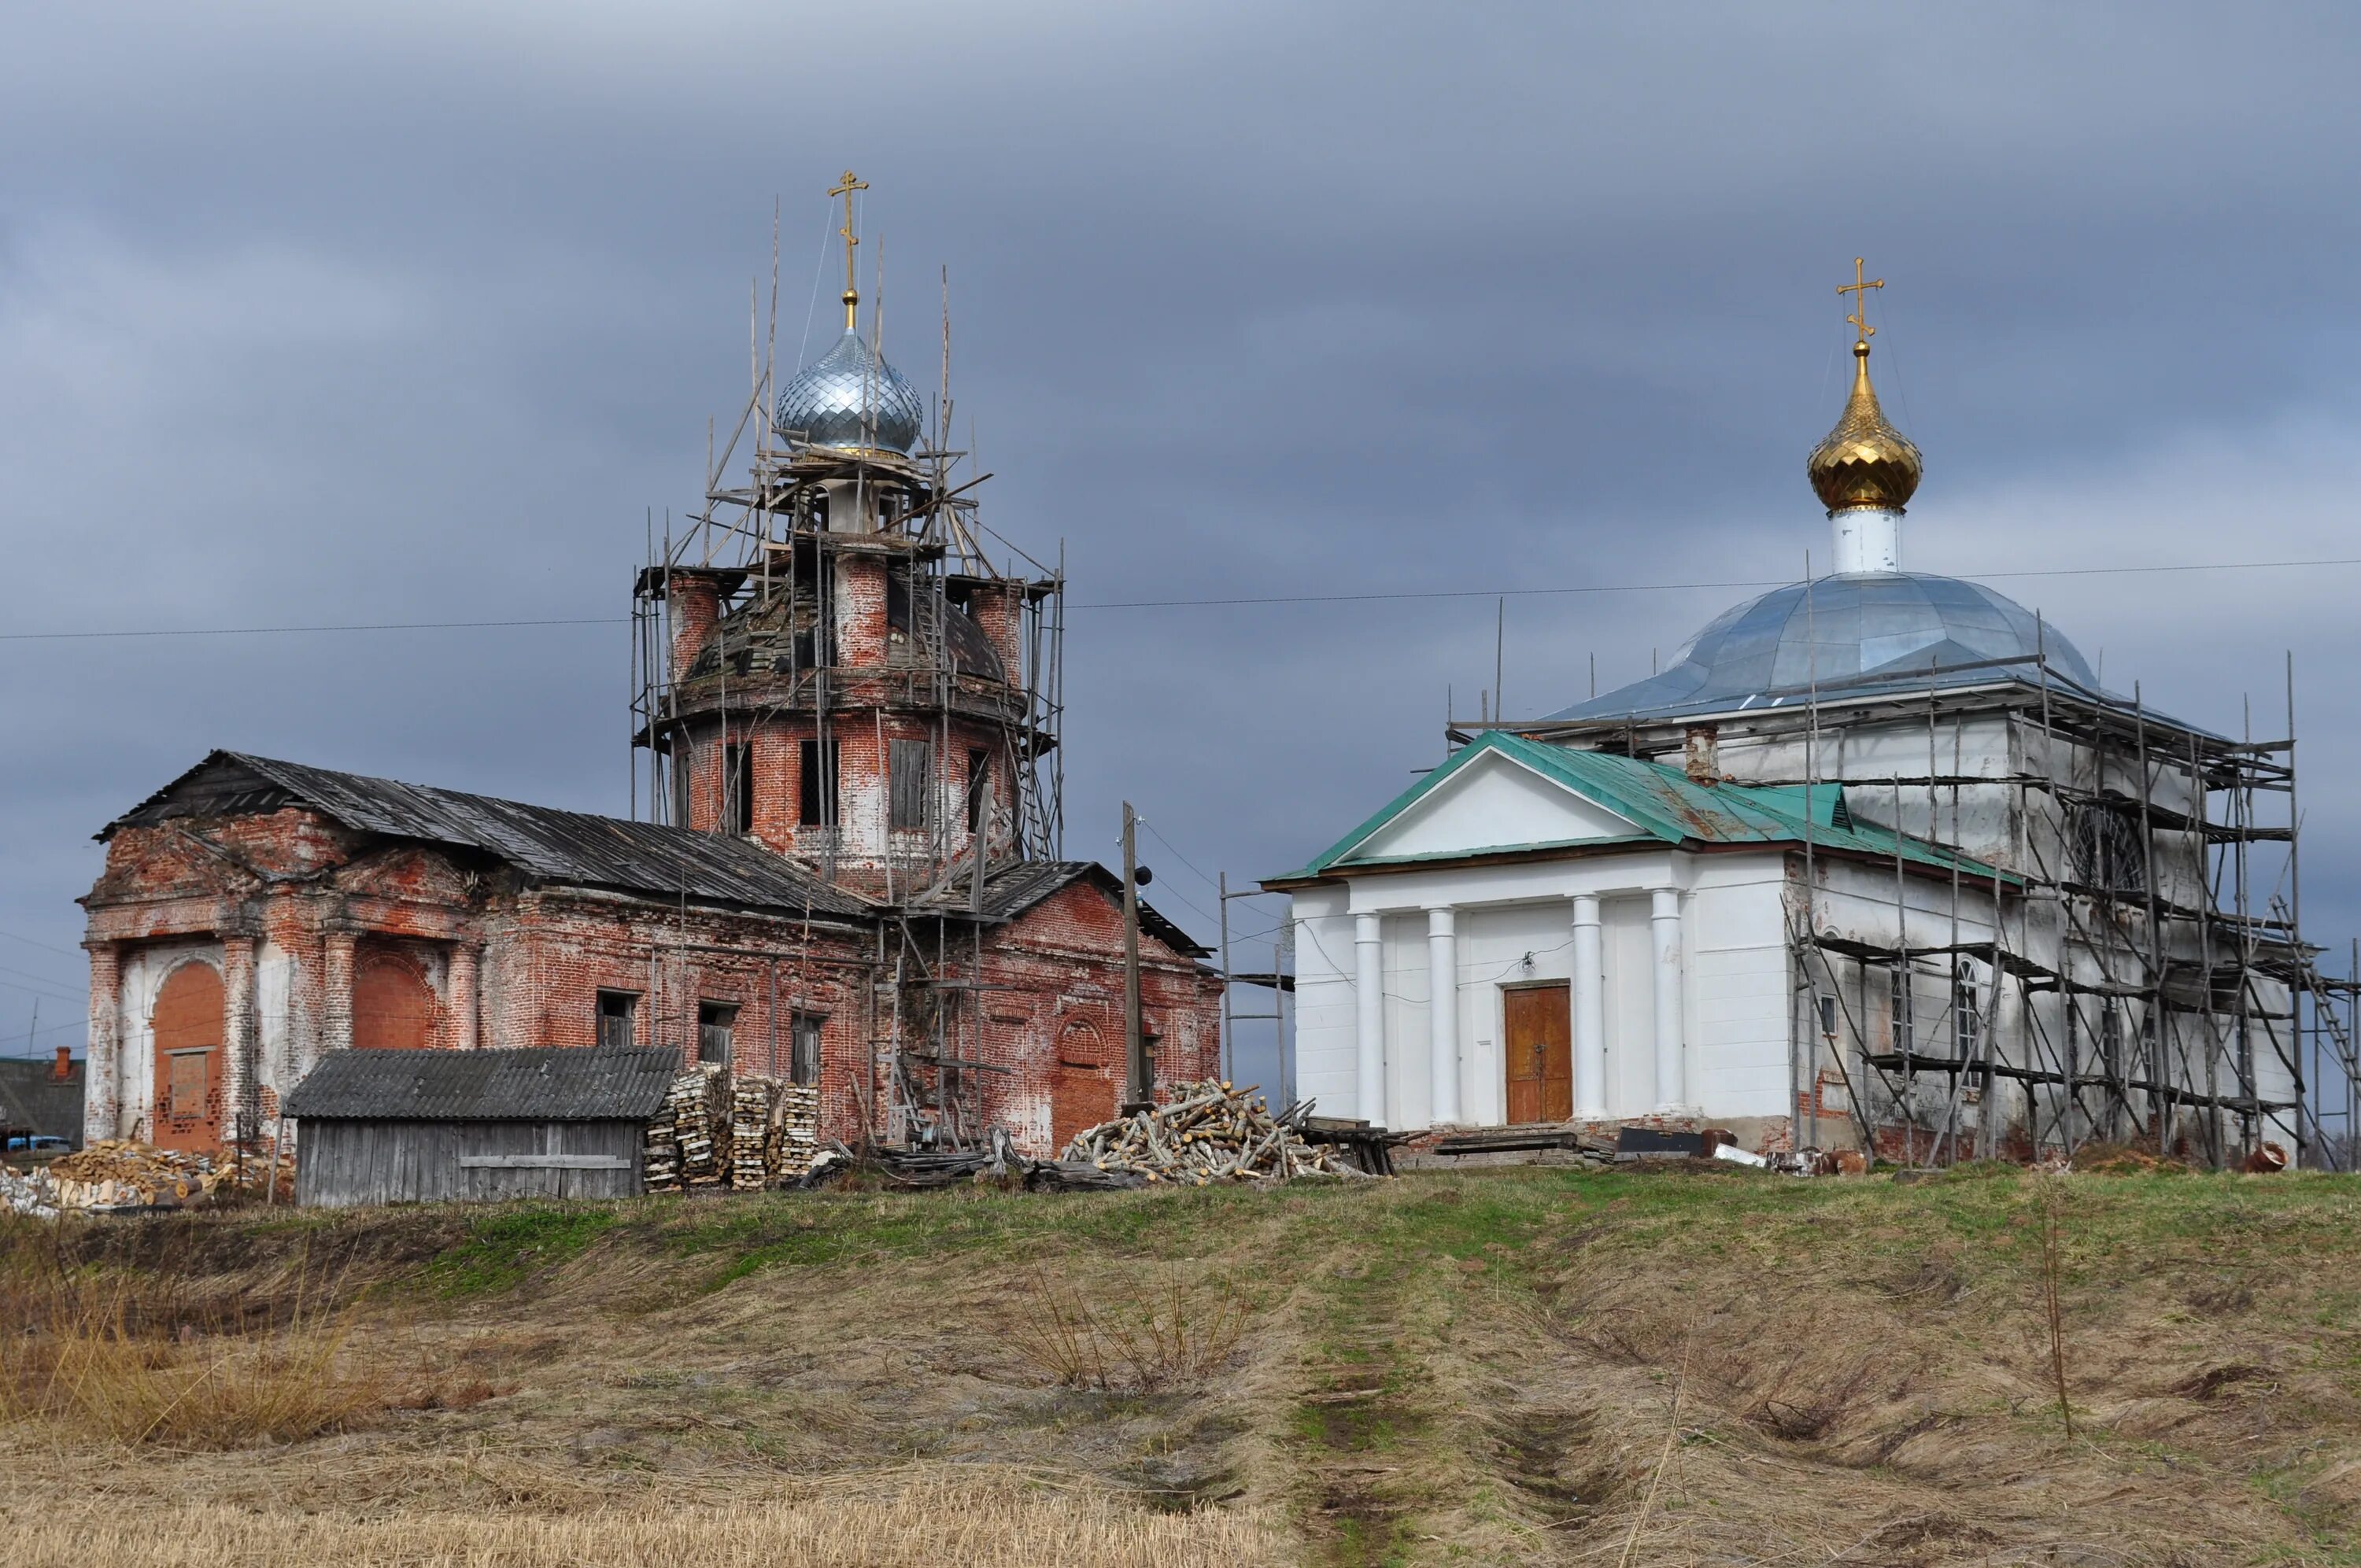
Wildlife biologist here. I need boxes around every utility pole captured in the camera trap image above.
[1121,801,1150,1111]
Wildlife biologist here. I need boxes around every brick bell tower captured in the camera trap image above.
[631,172,1064,899]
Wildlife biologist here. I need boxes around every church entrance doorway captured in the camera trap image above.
[152,961,225,1152]
[1050,1017,1115,1153]
[1502,982,1572,1125]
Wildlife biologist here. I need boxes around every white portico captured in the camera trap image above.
[1269,732,1998,1134]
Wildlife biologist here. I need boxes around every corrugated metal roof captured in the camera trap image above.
[282,1046,679,1121]
[1277,731,2016,885]
[106,752,874,918]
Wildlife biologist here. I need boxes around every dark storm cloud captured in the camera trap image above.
[6,2,2361,1088]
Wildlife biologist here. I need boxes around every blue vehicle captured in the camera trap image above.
[3,1134,70,1154]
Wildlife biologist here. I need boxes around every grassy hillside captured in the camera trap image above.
[2,1164,2358,1566]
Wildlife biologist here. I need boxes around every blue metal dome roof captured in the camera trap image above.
[774,330,925,454]
[1543,572,2101,722]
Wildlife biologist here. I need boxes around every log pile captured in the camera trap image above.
[644,1068,820,1194]
[729,1074,782,1191]
[678,1065,731,1189]
[775,1083,820,1181]
[644,1065,730,1194]
[39,1140,281,1208]
[1059,1080,1371,1184]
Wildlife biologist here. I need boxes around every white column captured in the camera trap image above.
[1426,907,1460,1126]
[1650,887,1686,1112]
[1570,895,1607,1119]
[1353,913,1386,1125]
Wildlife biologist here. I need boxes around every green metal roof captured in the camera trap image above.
[1272,731,2015,885]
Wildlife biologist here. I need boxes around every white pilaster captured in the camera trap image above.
[1353,912,1386,1126]
[1831,507,1902,575]
[1650,887,1686,1112]
[1426,906,1460,1126]
[1570,895,1607,1118]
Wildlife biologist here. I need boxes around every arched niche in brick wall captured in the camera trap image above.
[1050,1014,1117,1153]
[152,959,224,1153]
[353,946,438,1051]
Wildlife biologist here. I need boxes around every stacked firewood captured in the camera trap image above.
[679,1065,731,1189]
[645,1068,821,1194]
[1059,1080,1369,1184]
[641,1098,681,1192]
[642,1065,730,1194]
[774,1083,821,1180]
[729,1075,778,1191]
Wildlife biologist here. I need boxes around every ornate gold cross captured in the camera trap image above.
[830,170,870,331]
[1837,256,1883,342]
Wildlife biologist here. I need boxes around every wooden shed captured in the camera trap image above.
[283,1046,677,1206]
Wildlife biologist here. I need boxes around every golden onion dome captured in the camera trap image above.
[1807,339,1923,514]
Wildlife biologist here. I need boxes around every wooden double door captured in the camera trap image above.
[1503,982,1573,1125]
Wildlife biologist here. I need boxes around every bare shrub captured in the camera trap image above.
[1007,1267,1251,1392]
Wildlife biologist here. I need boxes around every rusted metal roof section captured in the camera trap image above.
[914,859,1213,957]
[104,751,875,919]
[283,1046,679,1121]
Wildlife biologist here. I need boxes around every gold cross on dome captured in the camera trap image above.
[829,170,870,330]
[1837,256,1883,342]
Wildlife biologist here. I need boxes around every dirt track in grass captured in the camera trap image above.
[2,1165,2357,1565]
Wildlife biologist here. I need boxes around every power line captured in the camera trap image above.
[1070,556,2361,611]
[0,616,619,643]
[1137,819,1224,898]
[0,927,79,958]
[0,959,81,994]
[6,555,2361,643]
[0,972,83,1004]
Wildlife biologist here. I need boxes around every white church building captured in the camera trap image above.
[1271,282,2319,1164]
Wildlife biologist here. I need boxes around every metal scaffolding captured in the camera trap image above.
[1776,656,2355,1170]
[1521,649,2358,1170]
[623,238,1066,1149]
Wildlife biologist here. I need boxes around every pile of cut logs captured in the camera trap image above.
[645,1067,821,1194]
[774,1082,820,1181]
[38,1140,283,1208]
[1059,1079,1370,1184]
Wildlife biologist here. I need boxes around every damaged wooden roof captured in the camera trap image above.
[281,1046,679,1121]
[912,859,1214,957]
[103,751,875,918]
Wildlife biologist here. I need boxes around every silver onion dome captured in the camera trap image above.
[774,330,925,454]
[1543,572,2103,722]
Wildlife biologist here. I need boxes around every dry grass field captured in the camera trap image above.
[2,1163,2357,1566]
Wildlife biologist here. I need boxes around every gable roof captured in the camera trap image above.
[0,1057,84,1144]
[1269,730,2015,886]
[103,751,874,919]
[281,1046,679,1121]
[912,859,1214,957]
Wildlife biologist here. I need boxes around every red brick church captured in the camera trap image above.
[78,177,1222,1159]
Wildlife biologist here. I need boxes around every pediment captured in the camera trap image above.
[337,845,478,905]
[1341,750,1644,863]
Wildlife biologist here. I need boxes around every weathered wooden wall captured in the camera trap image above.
[294,1119,644,1206]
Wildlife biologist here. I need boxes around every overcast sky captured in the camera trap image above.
[6,2,2360,1101]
